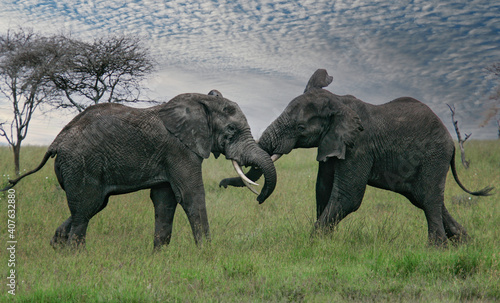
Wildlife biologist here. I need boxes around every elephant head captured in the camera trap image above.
[160,92,276,203]
[220,69,363,189]
[259,69,363,161]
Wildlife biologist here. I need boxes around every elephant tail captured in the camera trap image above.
[1,150,56,192]
[450,149,494,196]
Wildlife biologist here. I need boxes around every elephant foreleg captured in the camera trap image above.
[315,189,366,232]
[316,158,335,220]
[179,188,211,246]
[423,206,447,246]
[150,184,178,250]
[315,161,369,232]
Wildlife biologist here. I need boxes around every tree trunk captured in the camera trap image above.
[497,119,500,139]
[13,143,21,176]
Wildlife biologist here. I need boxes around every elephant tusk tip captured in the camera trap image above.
[247,180,259,186]
[247,185,259,195]
[232,160,260,193]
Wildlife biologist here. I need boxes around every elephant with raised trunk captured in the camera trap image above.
[2,91,276,249]
[221,69,493,246]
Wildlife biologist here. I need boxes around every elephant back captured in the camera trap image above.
[49,103,162,155]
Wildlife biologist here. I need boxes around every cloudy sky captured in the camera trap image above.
[1,0,499,145]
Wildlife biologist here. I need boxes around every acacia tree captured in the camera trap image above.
[50,35,155,111]
[0,30,155,174]
[0,29,63,175]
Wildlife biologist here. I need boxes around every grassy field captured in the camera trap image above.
[0,141,498,302]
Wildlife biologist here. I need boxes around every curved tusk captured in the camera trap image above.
[271,154,282,162]
[243,180,259,195]
[232,160,259,186]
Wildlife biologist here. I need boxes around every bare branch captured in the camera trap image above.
[49,35,155,111]
[447,104,471,169]
[486,63,500,77]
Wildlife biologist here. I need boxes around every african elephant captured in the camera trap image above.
[221,69,493,246]
[2,91,276,249]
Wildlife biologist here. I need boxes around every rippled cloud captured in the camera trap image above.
[0,0,499,143]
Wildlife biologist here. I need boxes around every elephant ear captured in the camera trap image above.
[304,69,333,93]
[159,98,211,159]
[208,89,223,97]
[317,101,363,162]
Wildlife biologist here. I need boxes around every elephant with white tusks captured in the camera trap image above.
[220,69,494,246]
[2,90,277,250]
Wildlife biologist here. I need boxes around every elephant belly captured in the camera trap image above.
[99,161,170,194]
[368,157,422,193]
[55,151,171,195]
[105,179,170,196]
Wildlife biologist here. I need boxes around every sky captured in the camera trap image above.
[0,0,499,145]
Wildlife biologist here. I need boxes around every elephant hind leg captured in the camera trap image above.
[65,194,110,249]
[442,205,469,244]
[50,216,73,249]
[150,183,178,250]
[67,220,90,248]
[423,205,447,247]
[405,190,448,246]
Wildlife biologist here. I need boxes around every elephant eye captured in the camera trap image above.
[297,124,306,133]
[226,124,237,136]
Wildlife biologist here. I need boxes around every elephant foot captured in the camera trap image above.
[51,217,73,250]
[66,233,87,250]
[153,235,171,252]
[51,232,87,251]
[310,221,337,241]
[50,235,69,250]
[50,234,87,251]
[314,219,337,232]
[50,229,71,250]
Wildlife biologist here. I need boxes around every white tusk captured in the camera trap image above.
[271,154,282,162]
[232,160,259,186]
[243,180,259,195]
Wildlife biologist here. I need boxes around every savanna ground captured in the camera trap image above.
[0,141,498,302]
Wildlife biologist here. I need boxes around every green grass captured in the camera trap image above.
[0,141,499,302]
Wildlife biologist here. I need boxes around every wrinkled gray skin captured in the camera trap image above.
[221,69,493,246]
[4,91,276,249]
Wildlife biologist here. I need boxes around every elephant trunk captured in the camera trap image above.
[225,132,277,204]
[220,121,285,199]
[239,144,277,204]
[258,113,294,156]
